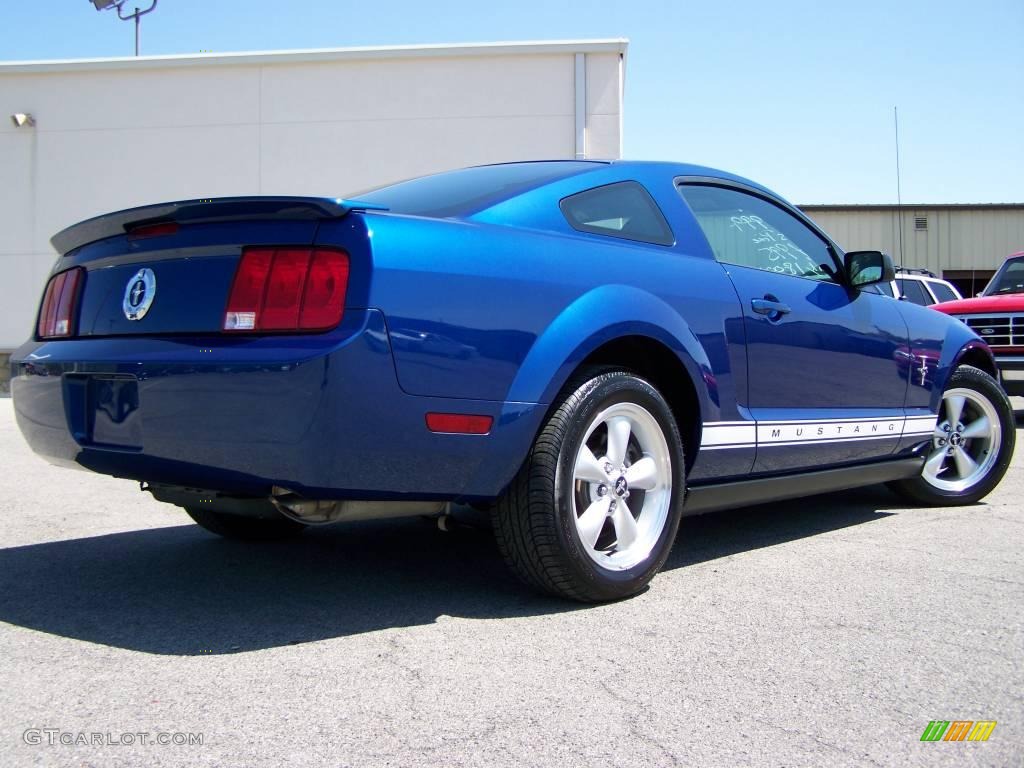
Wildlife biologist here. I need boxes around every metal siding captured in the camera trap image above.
[803,207,1024,275]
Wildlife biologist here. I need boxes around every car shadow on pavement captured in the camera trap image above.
[0,485,904,655]
[665,484,900,571]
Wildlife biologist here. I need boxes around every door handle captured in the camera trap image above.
[751,297,792,317]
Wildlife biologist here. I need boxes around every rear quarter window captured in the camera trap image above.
[560,182,675,246]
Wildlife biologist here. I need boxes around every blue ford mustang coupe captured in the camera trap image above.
[11,161,1015,601]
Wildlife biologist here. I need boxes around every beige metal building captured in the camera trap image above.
[801,204,1024,297]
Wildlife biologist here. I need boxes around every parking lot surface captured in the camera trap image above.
[0,397,1021,767]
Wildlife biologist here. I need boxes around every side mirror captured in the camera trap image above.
[844,250,895,288]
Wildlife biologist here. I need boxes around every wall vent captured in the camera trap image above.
[914,216,928,231]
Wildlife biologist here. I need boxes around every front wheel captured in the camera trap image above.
[889,365,1015,506]
[493,370,685,602]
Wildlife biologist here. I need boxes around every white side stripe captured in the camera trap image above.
[699,423,756,447]
[701,415,938,450]
[759,419,902,444]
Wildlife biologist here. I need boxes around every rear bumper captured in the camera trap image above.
[996,356,1024,396]
[10,309,543,500]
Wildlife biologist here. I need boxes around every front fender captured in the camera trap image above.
[899,301,992,412]
[505,284,715,413]
[946,338,999,393]
[930,320,992,413]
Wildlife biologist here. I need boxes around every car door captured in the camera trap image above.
[677,181,911,473]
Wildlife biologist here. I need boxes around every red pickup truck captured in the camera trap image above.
[933,252,1024,396]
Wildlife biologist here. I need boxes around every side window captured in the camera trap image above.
[678,184,835,282]
[896,279,932,305]
[928,281,958,303]
[560,182,674,246]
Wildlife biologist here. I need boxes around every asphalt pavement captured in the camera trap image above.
[0,397,1021,767]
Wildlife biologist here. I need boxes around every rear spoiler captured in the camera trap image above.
[50,196,389,255]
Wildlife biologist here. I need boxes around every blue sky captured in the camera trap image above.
[3,0,1022,204]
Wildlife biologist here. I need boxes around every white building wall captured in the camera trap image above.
[0,40,626,349]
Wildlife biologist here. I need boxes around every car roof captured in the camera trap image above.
[354,159,809,242]
[445,159,790,217]
[473,158,783,198]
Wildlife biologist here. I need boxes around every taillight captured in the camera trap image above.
[224,247,349,332]
[37,268,84,339]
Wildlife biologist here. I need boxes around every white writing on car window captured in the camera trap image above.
[729,214,827,279]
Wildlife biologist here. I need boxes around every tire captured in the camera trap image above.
[184,506,308,540]
[888,365,1015,506]
[493,370,686,602]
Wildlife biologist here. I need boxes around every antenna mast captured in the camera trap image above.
[894,106,905,266]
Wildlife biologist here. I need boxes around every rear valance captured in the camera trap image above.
[51,196,387,255]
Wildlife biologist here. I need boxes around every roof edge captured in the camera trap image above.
[0,38,630,73]
[800,203,1024,210]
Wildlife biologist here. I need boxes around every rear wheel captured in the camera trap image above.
[184,507,308,540]
[493,370,685,602]
[888,365,1015,506]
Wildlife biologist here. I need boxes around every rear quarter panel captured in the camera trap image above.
[347,212,744,419]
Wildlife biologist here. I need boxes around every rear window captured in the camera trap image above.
[350,162,597,218]
[559,182,674,246]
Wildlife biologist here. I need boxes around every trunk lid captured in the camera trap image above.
[52,196,375,254]
[49,196,383,337]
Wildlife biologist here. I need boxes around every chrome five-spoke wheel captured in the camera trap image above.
[923,386,1002,493]
[572,402,673,571]
[889,364,1014,507]
[493,369,685,602]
